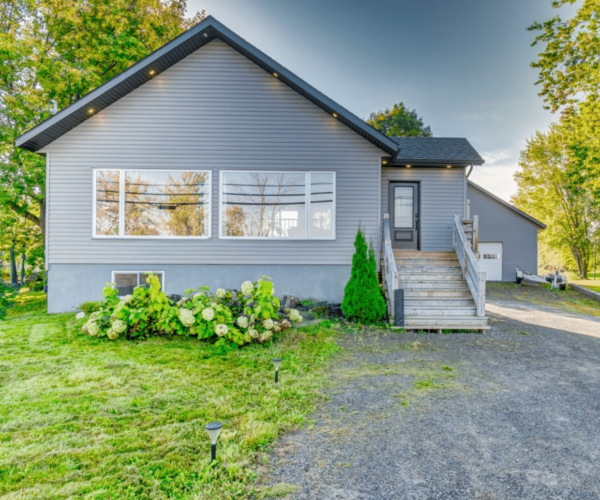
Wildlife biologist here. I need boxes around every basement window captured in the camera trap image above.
[111,271,164,296]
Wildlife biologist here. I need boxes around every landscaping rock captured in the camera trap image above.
[282,295,300,310]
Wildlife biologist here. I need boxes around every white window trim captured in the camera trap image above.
[218,170,336,240]
[93,168,212,239]
[111,271,166,297]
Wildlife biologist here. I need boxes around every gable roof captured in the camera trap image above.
[391,137,485,166]
[16,16,399,156]
[468,180,546,229]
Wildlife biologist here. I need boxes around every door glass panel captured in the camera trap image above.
[394,186,413,228]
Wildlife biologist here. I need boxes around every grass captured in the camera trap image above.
[0,293,341,499]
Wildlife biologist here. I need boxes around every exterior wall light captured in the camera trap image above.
[332,112,338,118]
[203,32,208,38]
[149,69,156,76]
[88,108,94,114]
[272,358,282,383]
[205,422,223,462]
[273,72,279,77]
[447,165,452,168]
[406,165,411,168]
[382,160,388,165]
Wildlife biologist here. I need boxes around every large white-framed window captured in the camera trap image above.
[219,171,336,240]
[111,271,165,297]
[93,169,211,238]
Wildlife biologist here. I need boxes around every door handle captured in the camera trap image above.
[415,213,419,230]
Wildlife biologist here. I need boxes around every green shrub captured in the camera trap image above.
[78,300,104,315]
[79,275,302,346]
[341,227,386,324]
[0,281,17,320]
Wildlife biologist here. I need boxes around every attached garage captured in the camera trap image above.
[467,181,546,282]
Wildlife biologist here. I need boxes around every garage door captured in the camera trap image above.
[478,243,503,281]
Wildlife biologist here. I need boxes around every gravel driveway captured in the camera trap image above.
[265,286,600,499]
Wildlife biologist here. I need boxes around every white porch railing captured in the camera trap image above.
[453,215,486,316]
[382,214,399,316]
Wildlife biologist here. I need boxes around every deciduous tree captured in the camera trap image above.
[367,102,432,137]
[0,0,204,243]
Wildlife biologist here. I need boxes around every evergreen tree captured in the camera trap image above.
[342,228,386,324]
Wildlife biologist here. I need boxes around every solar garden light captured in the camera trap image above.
[272,358,282,383]
[205,422,223,462]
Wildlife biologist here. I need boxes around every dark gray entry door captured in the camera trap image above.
[389,182,419,250]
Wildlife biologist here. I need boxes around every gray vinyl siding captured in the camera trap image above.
[381,167,467,251]
[468,185,540,280]
[43,39,384,266]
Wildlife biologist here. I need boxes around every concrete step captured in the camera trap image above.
[405,306,477,316]
[403,290,473,299]
[404,316,489,328]
[405,298,475,308]
[399,282,469,290]
[398,273,464,282]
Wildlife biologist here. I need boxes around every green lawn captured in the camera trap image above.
[0,292,340,499]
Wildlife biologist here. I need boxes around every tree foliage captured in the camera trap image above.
[367,102,432,137]
[513,118,599,278]
[341,227,386,324]
[529,0,600,113]
[0,0,204,243]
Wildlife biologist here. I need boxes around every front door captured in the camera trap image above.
[389,182,419,250]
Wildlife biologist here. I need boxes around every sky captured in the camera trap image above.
[187,0,578,201]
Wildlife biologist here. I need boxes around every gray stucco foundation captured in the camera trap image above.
[47,263,351,313]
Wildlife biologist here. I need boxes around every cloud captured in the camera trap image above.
[469,149,520,202]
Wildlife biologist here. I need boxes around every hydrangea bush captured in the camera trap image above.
[79,274,302,346]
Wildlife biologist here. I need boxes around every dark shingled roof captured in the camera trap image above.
[391,137,485,166]
[16,16,399,156]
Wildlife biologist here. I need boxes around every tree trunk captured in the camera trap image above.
[38,198,46,246]
[21,250,26,286]
[10,246,18,286]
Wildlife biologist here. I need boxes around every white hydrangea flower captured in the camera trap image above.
[123,294,133,303]
[280,319,292,330]
[241,281,254,296]
[272,323,281,333]
[263,318,274,330]
[259,331,272,343]
[76,311,86,320]
[248,328,259,339]
[215,324,228,337]
[86,321,100,337]
[237,316,249,329]
[202,308,215,321]
[287,309,303,323]
[90,311,101,321]
[112,319,128,334]
[106,328,119,340]
[179,308,195,327]
[193,292,204,299]
[216,288,227,298]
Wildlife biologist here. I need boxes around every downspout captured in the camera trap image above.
[466,163,474,178]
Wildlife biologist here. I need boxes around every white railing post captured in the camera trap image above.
[453,215,486,317]
[382,214,399,320]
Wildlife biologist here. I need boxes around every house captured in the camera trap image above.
[16,16,543,331]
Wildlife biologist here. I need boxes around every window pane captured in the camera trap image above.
[394,186,413,228]
[95,170,120,235]
[125,171,210,236]
[222,172,306,238]
[309,172,334,238]
[114,273,138,296]
[140,272,163,288]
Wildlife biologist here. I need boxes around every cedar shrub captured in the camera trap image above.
[341,227,387,324]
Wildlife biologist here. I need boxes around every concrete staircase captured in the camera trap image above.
[395,251,489,332]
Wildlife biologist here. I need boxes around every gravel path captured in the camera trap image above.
[265,290,600,499]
